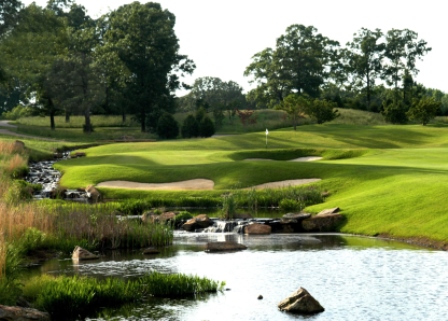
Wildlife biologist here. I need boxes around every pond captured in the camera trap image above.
[30,232,448,321]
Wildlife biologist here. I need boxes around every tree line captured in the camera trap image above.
[1,1,446,133]
[0,0,193,133]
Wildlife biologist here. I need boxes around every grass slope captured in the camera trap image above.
[52,123,448,243]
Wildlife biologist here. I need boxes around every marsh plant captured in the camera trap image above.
[222,193,237,219]
[22,272,224,319]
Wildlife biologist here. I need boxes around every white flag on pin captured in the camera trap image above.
[266,129,269,135]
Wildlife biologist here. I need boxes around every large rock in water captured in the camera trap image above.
[244,223,271,235]
[0,305,50,321]
[278,287,325,314]
[301,208,344,232]
[182,214,213,231]
[72,246,99,261]
[85,185,101,204]
[206,241,247,252]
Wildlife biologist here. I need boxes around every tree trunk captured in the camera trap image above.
[140,108,146,132]
[65,111,70,123]
[84,108,92,133]
[122,110,126,123]
[50,111,55,130]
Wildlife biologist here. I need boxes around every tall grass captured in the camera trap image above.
[22,272,224,319]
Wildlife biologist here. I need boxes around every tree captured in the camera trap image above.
[245,25,339,107]
[407,96,440,125]
[276,94,308,130]
[0,0,23,36]
[346,28,385,111]
[305,99,338,124]
[0,3,69,129]
[103,2,194,132]
[382,29,431,105]
[156,112,179,139]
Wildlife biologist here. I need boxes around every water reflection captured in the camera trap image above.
[28,234,448,321]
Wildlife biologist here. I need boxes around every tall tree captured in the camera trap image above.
[275,94,308,130]
[245,24,339,107]
[0,0,23,36]
[103,2,194,132]
[0,3,69,129]
[382,29,431,105]
[346,28,385,111]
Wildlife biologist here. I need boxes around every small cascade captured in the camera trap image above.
[25,151,89,202]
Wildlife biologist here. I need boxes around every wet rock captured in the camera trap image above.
[71,151,86,158]
[13,140,25,152]
[302,213,344,232]
[258,295,263,300]
[244,223,271,235]
[85,185,101,203]
[141,212,158,224]
[182,214,213,231]
[206,241,247,252]
[282,212,312,221]
[142,247,161,255]
[158,211,176,223]
[72,246,99,261]
[0,304,50,321]
[316,207,340,216]
[278,287,324,314]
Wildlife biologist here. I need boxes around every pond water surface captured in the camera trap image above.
[32,232,448,321]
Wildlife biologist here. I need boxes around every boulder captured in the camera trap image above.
[85,185,101,204]
[206,241,247,252]
[244,223,271,235]
[158,211,176,223]
[316,207,340,216]
[195,214,213,228]
[182,214,213,231]
[0,305,50,321]
[278,287,324,314]
[72,246,99,261]
[282,212,312,221]
[141,212,158,224]
[301,213,344,232]
[13,140,25,152]
[142,247,160,255]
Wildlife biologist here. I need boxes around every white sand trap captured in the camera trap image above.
[289,156,323,162]
[97,178,321,191]
[244,157,322,162]
[97,179,215,191]
[249,178,321,190]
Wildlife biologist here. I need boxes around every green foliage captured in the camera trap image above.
[279,198,301,211]
[22,272,224,318]
[1,105,33,120]
[407,97,441,125]
[140,271,225,298]
[305,99,339,124]
[181,114,199,138]
[2,180,33,204]
[276,94,308,130]
[382,100,408,124]
[222,193,237,219]
[198,115,215,137]
[174,211,193,223]
[156,113,179,139]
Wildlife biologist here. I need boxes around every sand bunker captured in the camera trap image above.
[97,178,321,191]
[244,157,322,162]
[97,179,215,191]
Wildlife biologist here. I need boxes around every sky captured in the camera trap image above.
[24,0,448,94]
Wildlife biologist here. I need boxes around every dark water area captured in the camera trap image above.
[29,233,448,321]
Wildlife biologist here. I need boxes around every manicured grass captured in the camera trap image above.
[53,123,448,244]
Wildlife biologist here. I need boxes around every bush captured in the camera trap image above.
[1,105,33,120]
[156,113,179,139]
[279,198,301,211]
[198,115,215,137]
[181,114,199,138]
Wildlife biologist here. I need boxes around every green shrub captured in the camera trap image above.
[156,113,179,139]
[3,180,33,204]
[198,115,215,137]
[279,198,301,211]
[140,271,225,298]
[222,193,237,219]
[181,114,199,138]
[1,105,33,120]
